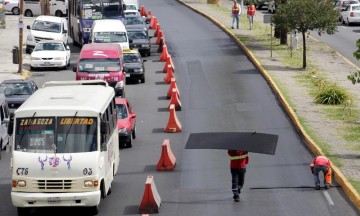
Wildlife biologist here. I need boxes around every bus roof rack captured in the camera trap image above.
[42,80,109,88]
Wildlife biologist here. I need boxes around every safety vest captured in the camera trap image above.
[232,4,240,15]
[247,5,255,16]
[230,154,248,160]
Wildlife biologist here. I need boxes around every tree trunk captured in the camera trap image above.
[302,31,306,69]
[280,29,287,45]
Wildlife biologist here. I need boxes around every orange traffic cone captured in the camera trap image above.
[154,24,161,37]
[168,88,181,111]
[164,104,182,133]
[167,78,180,99]
[156,30,163,45]
[149,16,156,29]
[146,10,152,23]
[163,55,174,73]
[139,176,161,214]
[164,65,175,84]
[158,37,165,53]
[140,5,147,17]
[160,44,168,62]
[150,17,158,29]
[156,139,176,171]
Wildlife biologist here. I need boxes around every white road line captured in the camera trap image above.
[323,191,335,206]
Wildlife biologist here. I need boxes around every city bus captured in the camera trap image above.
[9,80,120,216]
[68,0,126,46]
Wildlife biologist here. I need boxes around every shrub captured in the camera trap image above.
[314,85,349,105]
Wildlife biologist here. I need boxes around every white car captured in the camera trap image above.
[341,3,360,25]
[125,9,141,17]
[3,0,20,15]
[125,3,138,11]
[30,41,70,70]
[26,15,69,54]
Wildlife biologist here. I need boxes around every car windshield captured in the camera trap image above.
[125,5,137,10]
[79,58,121,73]
[0,83,32,95]
[14,117,97,153]
[123,53,141,63]
[128,31,147,39]
[116,104,128,119]
[94,32,127,43]
[32,20,61,33]
[125,16,145,25]
[34,43,65,51]
[125,11,139,16]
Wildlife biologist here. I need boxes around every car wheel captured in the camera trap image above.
[88,206,99,215]
[30,66,35,71]
[140,75,145,83]
[12,7,20,15]
[17,208,31,216]
[147,51,151,56]
[24,9,33,17]
[132,126,136,139]
[127,133,132,148]
[55,10,63,17]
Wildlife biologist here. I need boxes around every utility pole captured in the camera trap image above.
[18,0,24,74]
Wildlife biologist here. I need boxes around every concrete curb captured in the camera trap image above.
[177,0,360,211]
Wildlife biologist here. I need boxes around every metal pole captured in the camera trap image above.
[270,23,273,58]
[18,0,24,74]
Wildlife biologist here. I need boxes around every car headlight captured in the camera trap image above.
[134,68,143,72]
[84,180,98,188]
[13,180,26,187]
[119,128,128,133]
[141,44,149,48]
[54,57,65,60]
[27,34,33,41]
[31,57,41,60]
[115,80,124,88]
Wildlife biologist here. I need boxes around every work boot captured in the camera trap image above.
[325,184,331,189]
[233,195,240,202]
[315,185,320,190]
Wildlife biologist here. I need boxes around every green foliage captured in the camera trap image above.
[314,85,350,105]
[347,71,360,85]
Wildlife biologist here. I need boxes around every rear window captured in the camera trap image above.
[352,5,360,10]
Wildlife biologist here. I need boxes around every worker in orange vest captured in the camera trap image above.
[310,155,332,190]
[247,1,256,30]
[228,150,249,202]
[231,0,241,29]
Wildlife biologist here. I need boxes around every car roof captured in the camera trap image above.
[34,15,65,23]
[92,19,126,31]
[80,43,122,58]
[1,79,32,84]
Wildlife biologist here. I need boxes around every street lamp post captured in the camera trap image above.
[18,0,24,74]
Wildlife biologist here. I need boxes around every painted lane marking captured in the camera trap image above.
[323,191,335,206]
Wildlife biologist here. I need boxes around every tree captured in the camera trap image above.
[272,0,338,69]
[349,39,360,84]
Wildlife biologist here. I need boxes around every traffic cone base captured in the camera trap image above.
[164,65,175,84]
[164,104,182,133]
[156,139,176,171]
[168,88,181,111]
[167,78,180,99]
[139,176,161,214]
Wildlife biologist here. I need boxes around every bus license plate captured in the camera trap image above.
[48,197,61,203]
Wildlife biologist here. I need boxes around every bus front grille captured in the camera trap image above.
[37,179,73,190]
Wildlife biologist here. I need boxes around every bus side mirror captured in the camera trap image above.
[72,66,77,72]
[63,29,68,34]
[101,122,108,134]
[101,142,107,151]
[8,121,13,136]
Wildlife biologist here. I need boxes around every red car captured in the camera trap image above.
[116,97,136,148]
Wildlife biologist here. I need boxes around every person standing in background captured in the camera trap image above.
[231,0,241,29]
[247,1,256,30]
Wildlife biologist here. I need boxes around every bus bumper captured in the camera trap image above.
[11,190,101,207]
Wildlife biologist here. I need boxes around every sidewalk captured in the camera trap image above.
[179,0,360,210]
[0,14,33,79]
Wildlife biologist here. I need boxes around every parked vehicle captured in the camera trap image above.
[334,0,360,21]
[124,9,141,16]
[267,0,276,13]
[0,93,10,150]
[124,0,139,11]
[127,28,151,56]
[25,15,69,54]
[340,3,360,25]
[124,3,138,11]
[73,43,126,97]
[30,40,71,70]
[89,19,130,51]
[23,0,68,17]
[123,49,147,83]
[116,97,136,148]
[3,0,20,15]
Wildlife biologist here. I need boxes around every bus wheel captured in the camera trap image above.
[100,181,107,198]
[55,10,63,17]
[89,206,99,215]
[24,10,33,17]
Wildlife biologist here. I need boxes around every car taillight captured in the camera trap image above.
[4,1,9,5]
[350,12,354,16]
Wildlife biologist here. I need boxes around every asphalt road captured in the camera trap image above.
[0,1,359,215]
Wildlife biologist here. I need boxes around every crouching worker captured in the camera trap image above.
[228,150,249,202]
[310,155,332,190]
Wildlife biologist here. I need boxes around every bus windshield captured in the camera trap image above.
[79,58,121,73]
[14,117,97,153]
[82,0,124,20]
[94,32,127,43]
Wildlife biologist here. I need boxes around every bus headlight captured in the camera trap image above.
[13,180,26,187]
[84,180,99,187]
[115,81,124,89]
